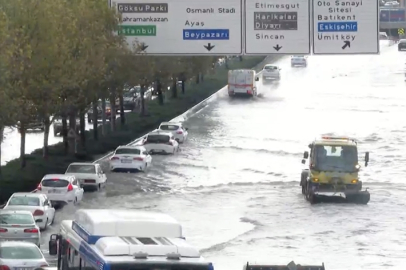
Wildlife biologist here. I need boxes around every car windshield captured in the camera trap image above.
[66,165,96,174]
[115,148,141,155]
[8,196,40,206]
[146,134,170,143]
[264,65,277,70]
[160,124,179,131]
[313,145,358,172]
[0,246,43,259]
[41,179,70,188]
[0,213,34,225]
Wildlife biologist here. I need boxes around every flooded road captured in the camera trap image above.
[42,41,406,269]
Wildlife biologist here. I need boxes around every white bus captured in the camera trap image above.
[48,209,214,270]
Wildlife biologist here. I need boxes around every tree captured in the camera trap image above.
[0,9,18,171]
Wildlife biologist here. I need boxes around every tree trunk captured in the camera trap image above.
[62,116,68,155]
[171,78,178,98]
[101,98,106,136]
[68,110,76,155]
[92,101,98,140]
[19,122,26,168]
[79,110,86,150]
[0,126,3,174]
[119,94,125,125]
[42,117,50,159]
[156,79,164,105]
[109,94,116,132]
[181,80,185,94]
[140,85,146,116]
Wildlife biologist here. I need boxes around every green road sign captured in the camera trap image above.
[118,25,156,36]
[398,28,404,35]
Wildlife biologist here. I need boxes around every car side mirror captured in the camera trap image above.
[49,234,58,256]
[35,219,43,223]
[301,159,306,164]
[255,77,259,81]
[303,151,309,159]
[365,152,369,167]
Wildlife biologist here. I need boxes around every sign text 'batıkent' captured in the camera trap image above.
[312,0,379,54]
[111,0,243,55]
[244,0,311,55]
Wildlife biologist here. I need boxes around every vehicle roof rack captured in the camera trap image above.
[245,261,325,270]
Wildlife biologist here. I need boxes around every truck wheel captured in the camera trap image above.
[306,182,317,204]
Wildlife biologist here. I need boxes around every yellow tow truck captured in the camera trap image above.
[300,136,370,204]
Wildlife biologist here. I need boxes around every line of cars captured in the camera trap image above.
[227,55,307,98]
[109,122,189,172]
[0,121,190,268]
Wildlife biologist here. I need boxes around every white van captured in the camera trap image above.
[228,69,259,97]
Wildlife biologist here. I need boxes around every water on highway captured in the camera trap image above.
[41,41,406,269]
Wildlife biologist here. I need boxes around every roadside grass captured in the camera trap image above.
[0,56,266,203]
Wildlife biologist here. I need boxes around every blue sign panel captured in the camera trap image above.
[380,8,406,22]
[183,29,230,40]
[318,22,358,32]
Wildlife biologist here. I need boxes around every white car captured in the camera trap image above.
[3,193,55,231]
[157,122,188,143]
[110,145,152,172]
[36,174,84,207]
[0,241,48,268]
[139,131,179,154]
[65,162,107,191]
[291,55,307,67]
[0,210,41,247]
[262,64,281,82]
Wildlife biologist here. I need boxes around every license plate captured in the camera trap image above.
[48,189,61,194]
[16,268,33,270]
[121,159,132,163]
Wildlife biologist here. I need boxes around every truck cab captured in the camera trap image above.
[300,136,370,204]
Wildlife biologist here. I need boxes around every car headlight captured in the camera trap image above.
[311,178,319,182]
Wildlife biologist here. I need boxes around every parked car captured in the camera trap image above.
[0,210,41,247]
[3,193,55,231]
[87,100,115,123]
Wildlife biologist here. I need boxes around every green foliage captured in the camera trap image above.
[0,56,265,203]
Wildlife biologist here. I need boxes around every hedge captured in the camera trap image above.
[0,56,267,203]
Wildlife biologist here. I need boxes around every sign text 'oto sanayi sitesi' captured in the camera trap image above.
[312,0,379,54]
[111,0,243,55]
[244,0,311,55]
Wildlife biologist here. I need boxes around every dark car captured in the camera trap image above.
[87,100,115,123]
[116,89,138,111]
[17,117,44,132]
[398,39,406,51]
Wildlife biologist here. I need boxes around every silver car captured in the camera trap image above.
[0,210,41,247]
[0,241,48,268]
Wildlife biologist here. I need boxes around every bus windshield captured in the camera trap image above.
[313,145,358,172]
[110,263,211,270]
